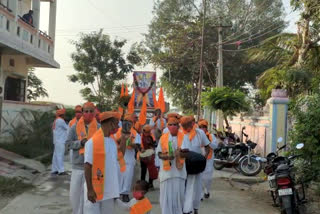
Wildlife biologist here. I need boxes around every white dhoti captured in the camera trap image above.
[84,197,115,214]
[69,149,73,164]
[183,174,202,213]
[160,177,185,214]
[51,142,65,173]
[119,163,135,195]
[70,169,85,214]
[201,158,214,195]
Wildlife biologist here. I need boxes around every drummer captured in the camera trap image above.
[198,119,218,200]
[157,116,187,214]
[114,114,141,202]
[140,125,158,189]
[180,116,211,214]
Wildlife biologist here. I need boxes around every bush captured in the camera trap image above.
[289,94,320,183]
[0,110,55,159]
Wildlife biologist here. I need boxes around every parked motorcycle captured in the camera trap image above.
[213,127,264,176]
[264,138,306,214]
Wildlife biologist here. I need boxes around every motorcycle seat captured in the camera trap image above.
[276,164,290,172]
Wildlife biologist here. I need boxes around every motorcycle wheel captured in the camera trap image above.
[213,161,224,170]
[239,156,262,176]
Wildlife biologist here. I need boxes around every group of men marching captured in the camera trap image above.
[51,101,218,214]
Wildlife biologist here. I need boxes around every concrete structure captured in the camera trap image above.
[227,89,289,156]
[267,89,289,152]
[229,115,270,156]
[0,0,59,134]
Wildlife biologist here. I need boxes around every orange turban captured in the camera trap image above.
[167,117,179,125]
[83,102,95,109]
[143,125,152,133]
[167,112,181,119]
[99,111,121,122]
[180,116,193,126]
[198,119,208,127]
[56,109,66,117]
[124,113,134,123]
[75,105,82,112]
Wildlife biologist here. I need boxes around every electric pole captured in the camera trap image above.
[196,0,206,121]
[215,17,231,130]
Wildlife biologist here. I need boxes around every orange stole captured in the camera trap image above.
[160,132,185,171]
[76,117,98,154]
[69,117,77,128]
[91,129,105,201]
[130,198,152,214]
[114,128,137,150]
[183,126,196,141]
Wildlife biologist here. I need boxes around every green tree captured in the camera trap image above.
[290,94,320,183]
[202,87,250,127]
[249,1,320,100]
[69,30,141,110]
[27,70,48,101]
[140,0,285,113]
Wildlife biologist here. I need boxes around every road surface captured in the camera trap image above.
[1,163,279,214]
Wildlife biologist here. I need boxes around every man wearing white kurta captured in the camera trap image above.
[157,117,187,214]
[180,116,210,214]
[51,109,68,175]
[84,111,127,214]
[198,119,218,199]
[121,134,140,191]
[66,102,99,214]
[117,114,142,202]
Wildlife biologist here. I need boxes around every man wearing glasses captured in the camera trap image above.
[66,102,100,214]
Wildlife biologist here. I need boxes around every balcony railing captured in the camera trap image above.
[0,2,12,13]
[0,9,54,59]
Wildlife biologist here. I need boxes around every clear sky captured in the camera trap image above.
[34,0,299,106]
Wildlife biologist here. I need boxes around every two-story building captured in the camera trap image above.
[0,0,60,135]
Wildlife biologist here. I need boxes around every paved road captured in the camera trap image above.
[1,163,279,214]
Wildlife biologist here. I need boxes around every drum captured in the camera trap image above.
[185,151,207,175]
[139,149,155,164]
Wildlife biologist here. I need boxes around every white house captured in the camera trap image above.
[0,0,59,135]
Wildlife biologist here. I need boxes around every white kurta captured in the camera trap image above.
[84,137,120,214]
[201,134,218,195]
[70,169,85,214]
[156,134,187,214]
[51,118,68,173]
[181,129,210,213]
[119,133,141,195]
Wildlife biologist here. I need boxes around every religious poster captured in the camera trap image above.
[133,71,156,108]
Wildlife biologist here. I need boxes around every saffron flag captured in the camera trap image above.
[152,90,159,109]
[139,95,147,125]
[120,84,124,97]
[128,89,135,114]
[158,87,165,113]
[125,85,129,96]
